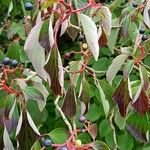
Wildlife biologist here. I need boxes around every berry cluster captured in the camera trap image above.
[139,28,149,41]
[1,57,18,68]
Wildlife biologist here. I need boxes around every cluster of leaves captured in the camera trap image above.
[0,0,150,150]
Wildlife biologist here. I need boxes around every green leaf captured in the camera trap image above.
[139,65,149,91]
[49,128,69,144]
[79,77,91,104]
[108,24,119,53]
[23,86,45,101]
[77,133,91,144]
[123,59,134,78]
[117,132,133,150]
[106,54,128,85]
[86,104,102,122]
[126,113,149,143]
[79,14,99,61]
[94,78,110,116]
[6,42,21,60]
[67,26,79,41]
[69,61,81,87]
[114,110,127,130]
[90,140,110,150]
[99,119,112,138]
[24,21,47,80]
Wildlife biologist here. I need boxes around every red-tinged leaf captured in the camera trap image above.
[126,124,148,143]
[99,29,108,47]
[113,78,132,117]
[132,89,149,115]
[62,84,77,118]
[88,123,97,140]
[44,46,64,96]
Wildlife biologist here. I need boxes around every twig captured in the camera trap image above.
[109,110,119,150]
[54,96,73,132]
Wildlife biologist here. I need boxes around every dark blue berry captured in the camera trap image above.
[2,57,11,65]
[78,115,86,123]
[139,28,145,34]
[43,138,52,147]
[132,2,138,7]
[142,35,148,41]
[24,2,33,11]
[59,146,68,150]
[10,60,18,67]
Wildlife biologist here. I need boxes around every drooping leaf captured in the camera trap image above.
[32,76,49,111]
[3,125,15,150]
[44,46,64,96]
[139,65,149,91]
[114,110,127,130]
[49,128,69,144]
[132,89,149,115]
[120,15,131,38]
[94,78,110,116]
[39,19,50,53]
[90,140,110,150]
[79,77,91,105]
[126,124,148,143]
[24,21,47,80]
[126,113,149,143]
[98,29,108,47]
[88,123,97,140]
[23,86,45,101]
[79,14,99,61]
[143,0,150,28]
[60,19,68,37]
[106,54,128,85]
[123,59,134,79]
[16,110,40,150]
[107,19,119,54]
[113,78,132,117]
[62,84,76,118]
[69,61,82,87]
[67,25,79,41]
[98,6,112,36]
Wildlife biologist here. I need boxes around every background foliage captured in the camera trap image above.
[0,0,150,150]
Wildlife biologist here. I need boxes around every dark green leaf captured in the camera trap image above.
[49,128,69,144]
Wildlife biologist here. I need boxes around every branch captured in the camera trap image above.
[54,96,73,132]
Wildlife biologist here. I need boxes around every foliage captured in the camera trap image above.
[0,0,150,150]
